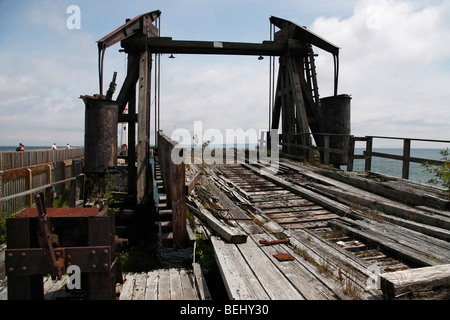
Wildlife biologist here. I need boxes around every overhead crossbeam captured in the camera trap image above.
[121,36,308,56]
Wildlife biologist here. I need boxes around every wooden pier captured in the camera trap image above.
[0,266,211,301]
[2,10,450,301]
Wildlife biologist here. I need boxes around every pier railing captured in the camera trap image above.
[0,151,85,217]
[355,136,450,180]
[0,148,84,171]
[279,133,449,180]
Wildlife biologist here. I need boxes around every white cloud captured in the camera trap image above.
[2,0,449,150]
[0,1,99,146]
[310,0,450,144]
[160,56,271,138]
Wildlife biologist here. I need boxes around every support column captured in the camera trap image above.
[137,49,151,205]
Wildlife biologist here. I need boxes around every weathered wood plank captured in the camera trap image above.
[330,219,450,267]
[261,205,323,214]
[266,209,332,218]
[250,234,338,300]
[236,235,305,300]
[0,282,7,301]
[285,228,377,299]
[311,182,450,231]
[255,199,313,209]
[380,264,450,299]
[169,268,184,300]
[211,236,270,300]
[179,268,198,300]
[279,159,450,230]
[206,181,265,235]
[191,199,247,243]
[132,272,148,300]
[241,163,353,218]
[144,270,159,300]
[192,262,212,300]
[119,273,135,300]
[158,269,171,300]
[43,276,68,300]
[270,214,339,226]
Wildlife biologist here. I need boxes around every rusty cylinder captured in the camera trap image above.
[82,96,119,173]
[319,94,351,166]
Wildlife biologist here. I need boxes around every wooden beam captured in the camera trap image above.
[270,71,282,130]
[380,264,450,299]
[279,56,295,154]
[210,236,269,300]
[136,50,151,205]
[97,10,160,49]
[189,200,247,244]
[116,53,139,111]
[270,16,340,56]
[122,36,293,56]
[287,56,313,158]
[171,150,188,248]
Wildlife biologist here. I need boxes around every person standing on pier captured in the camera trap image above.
[51,143,57,150]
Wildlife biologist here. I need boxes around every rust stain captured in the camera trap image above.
[273,253,295,262]
[17,207,106,218]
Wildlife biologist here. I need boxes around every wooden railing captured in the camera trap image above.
[356,136,449,179]
[280,133,450,180]
[157,131,188,248]
[0,158,85,217]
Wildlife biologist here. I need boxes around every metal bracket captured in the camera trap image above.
[34,192,65,280]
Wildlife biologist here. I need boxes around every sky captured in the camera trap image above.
[0,0,449,149]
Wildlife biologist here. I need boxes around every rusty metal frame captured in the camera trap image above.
[5,206,123,300]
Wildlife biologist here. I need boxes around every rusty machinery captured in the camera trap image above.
[5,193,127,300]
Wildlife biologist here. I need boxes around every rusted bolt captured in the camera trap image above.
[55,252,61,257]
[91,250,96,255]
[8,267,14,272]
[21,252,26,257]
[7,252,13,257]
[92,264,97,269]
[66,255,72,261]
[103,263,109,269]
[103,249,109,254]
[21,266,27,271]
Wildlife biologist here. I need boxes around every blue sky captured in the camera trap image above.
[1,0,449,148]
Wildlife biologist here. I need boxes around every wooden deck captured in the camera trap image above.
[0,264,211,300]
[118,265,211,300]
